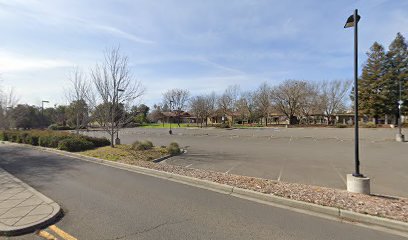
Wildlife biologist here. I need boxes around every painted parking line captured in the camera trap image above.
[36,230,57,240]
[277,166,285,182]
[185,163,193,168]
[37,225,78,240]
[49,225,78,240]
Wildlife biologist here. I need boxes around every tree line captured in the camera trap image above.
[152,32,408,127]
[150,79,350,127]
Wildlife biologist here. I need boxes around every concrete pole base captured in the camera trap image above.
[396,133,405,142]
[115,138,121,145]
[346,174,370,194]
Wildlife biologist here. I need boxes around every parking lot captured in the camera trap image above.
[85,127,408,198]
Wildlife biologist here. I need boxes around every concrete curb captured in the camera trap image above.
[2,141,408,236]
[0,169,62,236]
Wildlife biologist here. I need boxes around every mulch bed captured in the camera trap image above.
[112,158,408,223]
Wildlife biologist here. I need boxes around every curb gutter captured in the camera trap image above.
[2,142,408,236]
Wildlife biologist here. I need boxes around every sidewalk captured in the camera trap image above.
[0,168,61,236]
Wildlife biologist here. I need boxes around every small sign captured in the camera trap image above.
[398,100,403,105]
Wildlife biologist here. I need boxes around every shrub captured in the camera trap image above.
[38,135,51,147]
[2,130,105,151]
[364,122,377,128]
[335,124,347,128]
[17,132,29,143]
[215,123,230,129]
[167,142,181,155]
[39,135,68,148]
[9,132,18,142]
[83,136,110,148]
[132,140,154,151]
[57,138,94,152]
[26,134,40,146]
[48,124,72,131]
[48,124,59,130]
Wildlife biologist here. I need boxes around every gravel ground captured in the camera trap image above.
[115,157,408,223]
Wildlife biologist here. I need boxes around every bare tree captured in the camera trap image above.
[90,46,145,147]
[217,85,240,125]
[254,82,272,126]
[318,80,351,125]
[189,95,206,127]
[298,82,320,124]
[65,67,91,134]
[0,84,20,129]
[236,91,259,124]
[162,88,190,127]
[271,80,312,125]
[202,92,217,126]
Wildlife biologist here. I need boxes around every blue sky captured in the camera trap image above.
[0,0,407,107]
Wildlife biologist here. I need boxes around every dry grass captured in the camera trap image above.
[80,144,168,162]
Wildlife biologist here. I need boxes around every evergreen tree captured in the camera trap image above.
[359,42,388,122]
[384,33,408,120]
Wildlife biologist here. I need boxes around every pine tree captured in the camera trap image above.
[383,33,408,121]
[359,42,388,122]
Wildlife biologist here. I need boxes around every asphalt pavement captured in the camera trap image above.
[0,144,405,239]
[83,127,408,197]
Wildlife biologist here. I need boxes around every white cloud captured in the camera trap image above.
[0,0,155,45]
[0,51,72,72]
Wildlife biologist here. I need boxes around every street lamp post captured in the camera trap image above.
[396,79,405,142]
[115,88,125,145]
[169,100,173,135]
[41,100,49,128]
[344,9,370,194]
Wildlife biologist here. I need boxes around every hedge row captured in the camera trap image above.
[0,130,110,152]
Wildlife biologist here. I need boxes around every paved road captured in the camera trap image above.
[0,145,405,239]
[83,127,408,198]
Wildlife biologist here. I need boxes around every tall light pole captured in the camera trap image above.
[169,100,173,135]
[115,88,125,145]
[396,79,405,142]
[344,9,370,194]
[41,100,49,128]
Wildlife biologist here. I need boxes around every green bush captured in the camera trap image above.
[39,135,70,148]
[2,130,108,151]
[57,138,94,152]
[167,142,181,155]
[335,124,348,128]
[9,132,18,142]
[48,124,73,131]
[132,140,154,151]
[25,134,40,146]
[18,132,29,143]
[83,136,110,148]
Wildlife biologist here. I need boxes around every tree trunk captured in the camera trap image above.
[76,113,80,135]
[289,116,298,125]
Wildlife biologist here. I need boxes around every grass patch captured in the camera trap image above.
[80,145,169,163]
